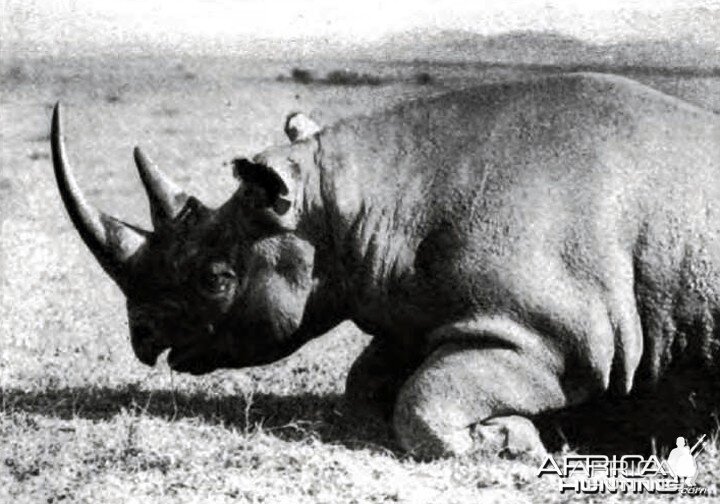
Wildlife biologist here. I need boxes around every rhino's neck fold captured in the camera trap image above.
[313,127,422,331]
[284,135,355,335]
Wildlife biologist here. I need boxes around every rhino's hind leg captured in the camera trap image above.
[393,342,566,459]
[345,337,420,420]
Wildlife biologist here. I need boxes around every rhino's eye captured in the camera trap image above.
[198,263,237,297]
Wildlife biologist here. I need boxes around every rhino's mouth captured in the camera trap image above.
[167,344,220,375]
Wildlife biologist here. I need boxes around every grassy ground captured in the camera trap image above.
[2,55,720,502]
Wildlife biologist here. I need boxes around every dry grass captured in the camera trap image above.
[2,55,719,502]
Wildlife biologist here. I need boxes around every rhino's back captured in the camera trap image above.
[326,72,718,238]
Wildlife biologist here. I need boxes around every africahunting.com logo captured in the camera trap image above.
[537,434,715,495]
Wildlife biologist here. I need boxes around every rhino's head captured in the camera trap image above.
[51,104,330,374]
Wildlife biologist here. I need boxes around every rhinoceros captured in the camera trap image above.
[51,73,720,459]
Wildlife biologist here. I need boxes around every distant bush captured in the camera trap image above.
[2,62,40,88]
[28,150,49,161]
[324,69,383,86]
[105,92,122,104]
[155,106,180,117]
[29,132,51,143]
[280,67,385,86]
[290,68,315,84]
[173,63,196,79]
[5,63,29,84]
[414,72,434,85]
[105,84,130,104]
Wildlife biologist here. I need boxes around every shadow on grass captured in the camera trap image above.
[1,386,399,455]
[536,365,720,456]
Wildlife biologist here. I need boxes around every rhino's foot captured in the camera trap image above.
[393,392,474,458]
[394,406,546,460]
[392,339,564,460]
[470,416,547,459]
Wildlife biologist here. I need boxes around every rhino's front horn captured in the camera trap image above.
[51,102,147,290]
[133,147,189,228]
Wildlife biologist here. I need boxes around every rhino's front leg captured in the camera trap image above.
[345,337,420,420]
[393,337,567,459]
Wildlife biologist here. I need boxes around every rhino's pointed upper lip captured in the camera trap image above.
[167,345,195,369]
[138,352,159,367]
[134,341,168,367]
[167,344,218,375]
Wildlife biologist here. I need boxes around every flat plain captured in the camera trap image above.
[2,54,719,503]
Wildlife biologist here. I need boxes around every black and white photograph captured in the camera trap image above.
[2,0,719,501]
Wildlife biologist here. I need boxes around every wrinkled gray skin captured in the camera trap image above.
[52,73,720,459]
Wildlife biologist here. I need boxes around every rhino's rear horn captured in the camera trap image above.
[51,102,147,289]
[133,147,189,228]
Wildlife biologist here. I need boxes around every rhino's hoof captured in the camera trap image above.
[393,399,475,459]
[394,398,547,460]
[471,415,547,460]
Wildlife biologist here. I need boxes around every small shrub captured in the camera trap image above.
[290,68,315,84]
[4,63,29,84]
[105,92,122,104]
[155,106,180,117]
[324,70,382,86]
[414,72,434,85]
[28,151,50,161]
[282,67,385,86]
[29,132,51,143]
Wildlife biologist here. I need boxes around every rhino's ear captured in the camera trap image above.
[284,112,321,142]
[232,157,301,230]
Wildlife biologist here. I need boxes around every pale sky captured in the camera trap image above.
[2,0,719,55]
